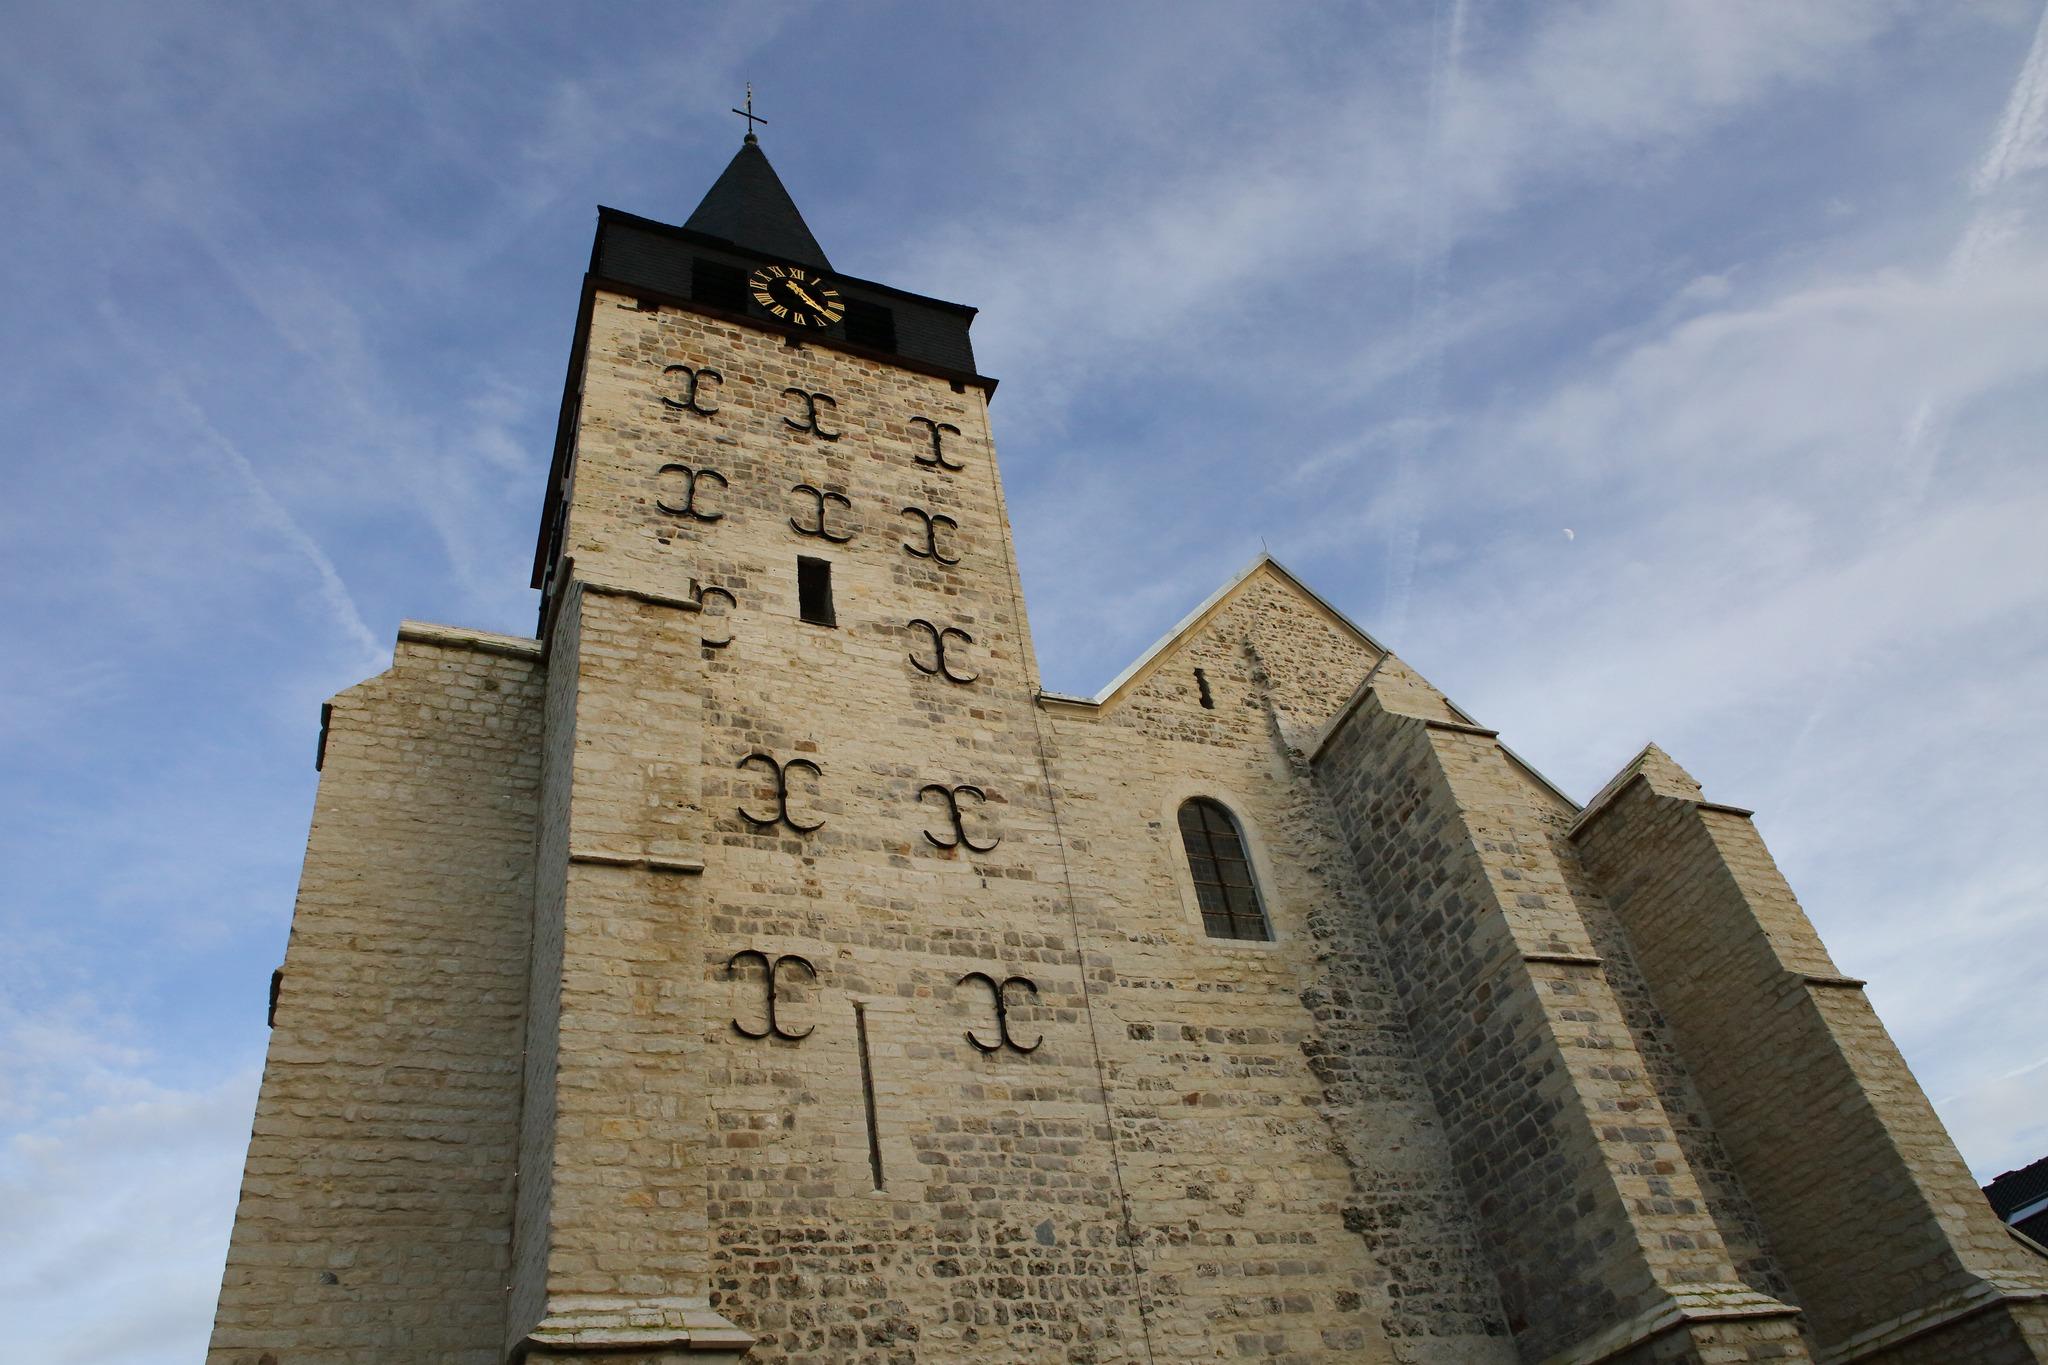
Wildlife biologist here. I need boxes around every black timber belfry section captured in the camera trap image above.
[593,210,979,378]
[690,258,750,314]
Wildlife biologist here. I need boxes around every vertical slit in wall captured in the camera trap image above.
[853,1001,885,1190]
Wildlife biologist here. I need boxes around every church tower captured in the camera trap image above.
[504,127,1156,1359]
[211,132,2048,1365]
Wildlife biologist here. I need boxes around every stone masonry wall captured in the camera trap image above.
[1572,749,2048,1359]
[1045,572,1515,1365]
[209,627,544,1364]
[542,293,1152,1361]
[530,287,1546,1362]
[1311,694,1804,1364]
[510,582,726,1350]
[509,589,581,1344]
[1868,1297,2048,1365]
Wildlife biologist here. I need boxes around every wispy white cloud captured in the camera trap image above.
[1378,0,1472,639]
[908,1,1920,405]
[1971,0,2048,198]
[0,1057,258,1364]
[101,298,385,673]
[1938,1051,2048,1183]
[0,978,266,1359]
[987,0,2048,1188]
[1367,35,2048,1174]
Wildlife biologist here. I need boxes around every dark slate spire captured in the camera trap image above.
[682,137,832,270]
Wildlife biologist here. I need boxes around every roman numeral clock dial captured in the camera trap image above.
[748,263,845,328]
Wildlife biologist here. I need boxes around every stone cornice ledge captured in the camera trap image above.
[569,848,705,876]
[1422,716,1501,738]
[1566,768,1754,843]
[1538,1285,1799,1365]
[539,556,706,653]
[1815,1277,2048,1364]
[1305,683,1580,813]
[513,1297,754,1360]
[397,619,543,660]
[578,577,704,614]
[1798,971,1866,990]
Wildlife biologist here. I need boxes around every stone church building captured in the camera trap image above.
[210,136,2048,1364]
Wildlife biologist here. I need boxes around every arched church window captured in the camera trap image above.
[1178,798,1270,941]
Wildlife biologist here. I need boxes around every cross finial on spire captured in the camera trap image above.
[730,83,767,143]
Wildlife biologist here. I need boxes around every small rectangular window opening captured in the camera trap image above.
[844,299,897,352]
[797,556,836,626]
[1194,667,1215,709]
[692,258,749,313]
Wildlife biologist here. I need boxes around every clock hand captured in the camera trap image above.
[789,283,827,311]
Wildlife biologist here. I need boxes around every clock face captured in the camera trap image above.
[748,264,845,328]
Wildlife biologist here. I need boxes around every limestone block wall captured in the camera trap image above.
[1571,748,2048,1362]
[1046,577,1515,1365]
[1101,564,1458,752]
[534,294,1153,1362]
[510,580,730,1353]
[1311,692,1805,1364]
[558,295,1021,640]
[509,592,581,1345]
[530,290,1533,1362]
[209,625,545,1364]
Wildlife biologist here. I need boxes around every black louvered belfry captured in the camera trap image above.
[1177,798,1270,941]
[690,257,749,313]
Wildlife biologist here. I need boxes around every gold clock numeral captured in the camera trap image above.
[772,305,789,317]
[768,265,786,277]
[754,292,775,306]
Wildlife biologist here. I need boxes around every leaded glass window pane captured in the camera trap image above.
[1178,798,1271,941]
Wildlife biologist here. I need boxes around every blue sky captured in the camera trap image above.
[4,2,2046,1359]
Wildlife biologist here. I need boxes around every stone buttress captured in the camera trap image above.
[1571,746,2048,1363]
[210,626,545,1364]
[1312,687,1810,1364]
